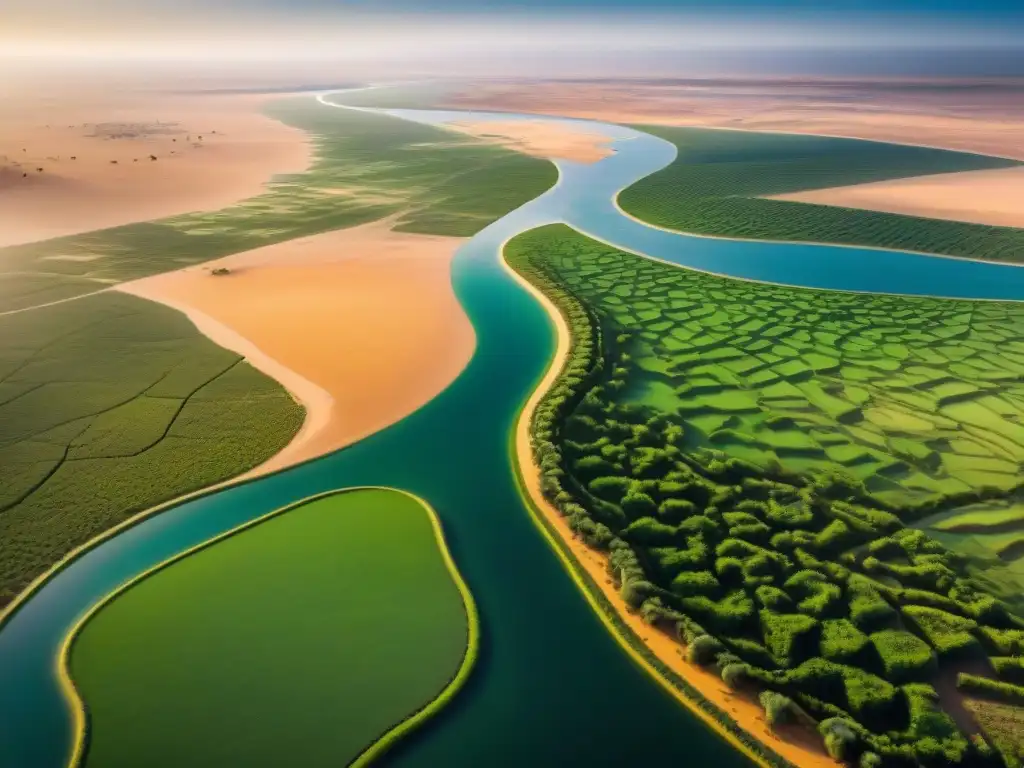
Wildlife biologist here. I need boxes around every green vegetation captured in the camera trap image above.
[618,126,1024,263]
[0,99,556,310]
[965,698,1024,767]
[958,674,1024,706]
[508,223,1024,767]
[70,488,474,768]
[0,292,302,607]
[0,97,556,610]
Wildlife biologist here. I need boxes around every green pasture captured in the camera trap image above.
[0,292,302,607]
[618,126,1024,263]
[70,488,472,768]
[507,223,1024,767]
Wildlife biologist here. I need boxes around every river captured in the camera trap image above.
[1,95,1022,768]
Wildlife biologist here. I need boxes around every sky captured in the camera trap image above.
[3,0,1022,76]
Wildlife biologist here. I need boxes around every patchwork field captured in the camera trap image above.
[0,97,556,610]
[0,292,302,607]
[0,97,556,311]
[508,224,1024,768]
[618,126,1024,263]
[69,488,475,768]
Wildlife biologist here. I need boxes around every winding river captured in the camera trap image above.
[2,95,1023,768]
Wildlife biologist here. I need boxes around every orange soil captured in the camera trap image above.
[447,79,1024,161]
[445,120,614,163]
[0,89,310,247]
[119,219,475,476]
[771,165,1024,229]
[503,252,838,768]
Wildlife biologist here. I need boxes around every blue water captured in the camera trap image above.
[3,98,1023,768]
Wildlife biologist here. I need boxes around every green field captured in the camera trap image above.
[618,126,1024,263]
[0,97,556,610]
[508,224,1024,767]
[69,488,474,768]
[0,292,303,607]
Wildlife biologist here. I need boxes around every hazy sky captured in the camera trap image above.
[3,0,1022,76]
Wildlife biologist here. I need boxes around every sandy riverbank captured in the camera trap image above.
[503,251,838,768]
[771,165,1024,229]
[119,219,475,476]
[445,120,614,164]
[0,88,310,248]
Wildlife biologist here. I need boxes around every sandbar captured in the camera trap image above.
[119,219,475,476]
[445,120,613,164]
[0,89,310,247]
[504,250,838,768]
[770,165,1024,229]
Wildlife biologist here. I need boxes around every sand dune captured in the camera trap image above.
[771,165,1024,229]
[119,219,475,475]
[445,120,614,163]
[0,90,310,247]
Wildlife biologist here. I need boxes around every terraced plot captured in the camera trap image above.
[0,292,303,607]
[69,488,475,768]
[508,224,1024,767]
[618,126,1024,263]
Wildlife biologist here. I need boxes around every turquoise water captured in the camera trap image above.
[3,97,1024,768]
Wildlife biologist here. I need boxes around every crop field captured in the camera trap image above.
[0,98,556,310]
[508,223,1024,767]
[618,126,1024,263]
[0,292,303,607]
[70,488,473,768]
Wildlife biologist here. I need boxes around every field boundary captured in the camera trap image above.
[57,486,479,768]
[499,238,794,768]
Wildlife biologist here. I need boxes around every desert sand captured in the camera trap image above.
[503,252,838,768]
[448,78,1024,161]
[771,165,1024,229]
[0,89,310,247]
[445,120,614,163]
[119,219,475,475]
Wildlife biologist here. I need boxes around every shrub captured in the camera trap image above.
[902,605,979,658]
[761,611,821,667]
[670,569,720,598]
[977,626,1024,655]
[588,475,632,502]
[722,662,752,689]
[573,454,617,480]
[870,630,937,683]
[848,578,897,631]
[681,589,755,635]
[755,585,794,612]
[820,618,871,663]
[992,656,1024,685]
[687,634,724,666]
[844,668,898,728]
[819,717,859,761]
[785,570,843,618]
[760,690,796,728]
[622,516,678,546]
[621,491,658,519]
[677,513,720,536]
[957,673,1024,705]
[675,614,707,644]
[814,518,858,555]
[859,751,881,768]
[620,578,656,609]
[723,636,778,670]
[658,498,697,523]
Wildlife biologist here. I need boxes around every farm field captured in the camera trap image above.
[0,98,557,310]
[507,223,1024,767]
[69,488,474,768]
[617,126,1024,263]
[0,98,556,611]
[0,291,302,608]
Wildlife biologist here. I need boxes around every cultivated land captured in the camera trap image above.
[0,97,554,610]
[69,488,474,768]
[120,219,476,472]
[508,224,1024,768]
[0,292,302,607]
[616,126,1024,264]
